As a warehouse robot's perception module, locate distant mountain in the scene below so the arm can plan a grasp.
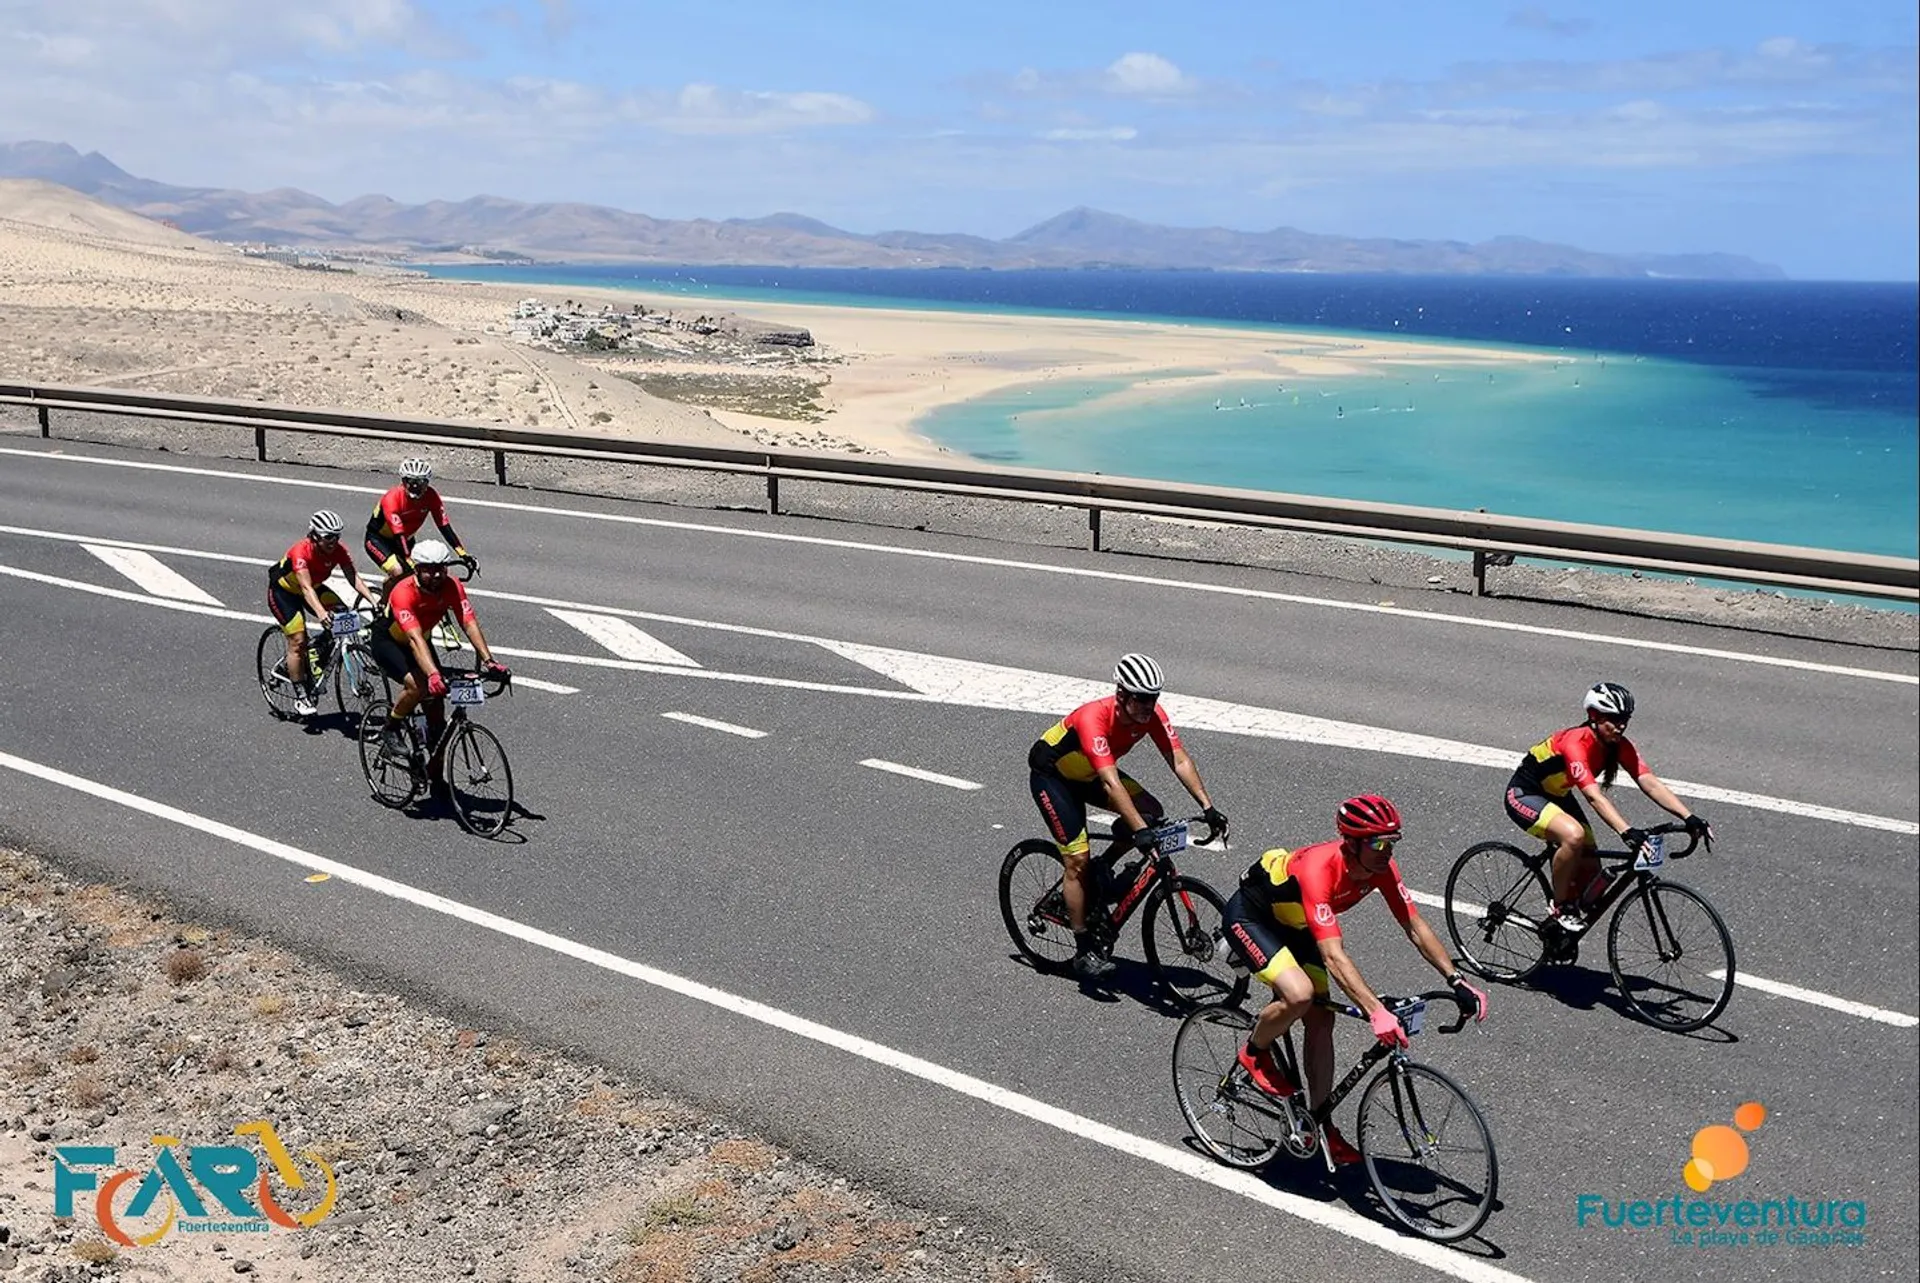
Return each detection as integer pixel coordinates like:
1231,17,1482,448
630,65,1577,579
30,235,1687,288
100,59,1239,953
0,140,1787,280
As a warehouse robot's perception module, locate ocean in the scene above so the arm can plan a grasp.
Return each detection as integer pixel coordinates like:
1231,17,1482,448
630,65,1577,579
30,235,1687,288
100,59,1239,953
420,265,1918,561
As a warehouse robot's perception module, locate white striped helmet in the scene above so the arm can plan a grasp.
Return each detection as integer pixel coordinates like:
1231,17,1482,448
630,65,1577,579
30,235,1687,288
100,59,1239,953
410,539,455,567
399,458,433,486
1114,653,1165,696
308,509,344,536
1584,681,1636,721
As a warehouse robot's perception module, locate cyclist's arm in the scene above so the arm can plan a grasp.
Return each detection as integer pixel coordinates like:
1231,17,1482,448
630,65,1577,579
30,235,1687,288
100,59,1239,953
1403,912,1460,982
428,493,466,556
400,624,438,680
293,565,331,623
347,569,375,606
461,616,498,667
1576,781,1635,837
1095,765,1155,835
1633,771,1694,821
1315,934,1386,1017
1165,746,1214,812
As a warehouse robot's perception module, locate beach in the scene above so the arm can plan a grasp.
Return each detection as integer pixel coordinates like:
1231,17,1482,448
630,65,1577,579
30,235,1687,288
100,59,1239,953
0,181,1550,462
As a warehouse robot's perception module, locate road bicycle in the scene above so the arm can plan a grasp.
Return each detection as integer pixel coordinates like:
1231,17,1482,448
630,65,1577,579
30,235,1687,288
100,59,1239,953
998,814,1246,1008
1443,821,1733,1032
1172,992,1498,1244
356,668,514,837
255,607,384,722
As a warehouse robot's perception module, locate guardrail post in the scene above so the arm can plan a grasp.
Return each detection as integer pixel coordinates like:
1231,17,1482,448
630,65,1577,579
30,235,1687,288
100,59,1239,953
767,473,780,515
493,449,507,486
37,405,50,438
254,426,267,462
1089,506,1103,552
1473,550,1488,597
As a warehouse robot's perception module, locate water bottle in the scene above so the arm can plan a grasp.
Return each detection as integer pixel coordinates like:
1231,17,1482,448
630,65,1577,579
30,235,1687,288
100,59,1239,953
1578,869,1613,909
410,711,429,749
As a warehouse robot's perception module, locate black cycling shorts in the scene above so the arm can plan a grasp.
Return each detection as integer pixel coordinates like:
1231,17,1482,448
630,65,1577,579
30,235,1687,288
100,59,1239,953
1028,769,1161,858
1223,888,1329,994
368,626,440,683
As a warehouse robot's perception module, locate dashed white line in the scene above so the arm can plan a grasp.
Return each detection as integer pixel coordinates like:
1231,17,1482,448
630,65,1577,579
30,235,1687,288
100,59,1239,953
82,543,224,606
661,711,767,739
4,451,1911,685
858,759,983,791
0,746,1537,1283
1409,890,1918,1028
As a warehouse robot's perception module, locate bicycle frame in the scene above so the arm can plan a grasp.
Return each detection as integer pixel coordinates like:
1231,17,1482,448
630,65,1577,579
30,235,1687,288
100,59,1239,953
1548,822,1702,922
1271,994,1465,1166
1086,815,1222,940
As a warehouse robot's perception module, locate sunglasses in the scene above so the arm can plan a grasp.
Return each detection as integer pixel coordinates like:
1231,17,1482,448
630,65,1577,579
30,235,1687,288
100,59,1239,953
1116,690,1158,707
312,533,339,544
1364,836,1400,853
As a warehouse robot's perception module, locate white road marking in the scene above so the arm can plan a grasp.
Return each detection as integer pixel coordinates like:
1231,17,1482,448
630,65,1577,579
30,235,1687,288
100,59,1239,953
5,558,1911,835
0,747,1535,1283
547,609,700,665
661,711,767,739
1708,969,1919,1029
4,450,1911,685
859,759,984,790
0,564,572,696
1410,890,1918,1028
82,544,223,606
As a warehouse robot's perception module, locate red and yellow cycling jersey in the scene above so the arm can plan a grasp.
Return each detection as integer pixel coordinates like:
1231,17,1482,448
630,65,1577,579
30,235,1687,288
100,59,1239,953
1237,840,1418,942
1028,695,1182,782
272,537,353,593
380,574,475,643
1512,725,1647,797
370,484,453,541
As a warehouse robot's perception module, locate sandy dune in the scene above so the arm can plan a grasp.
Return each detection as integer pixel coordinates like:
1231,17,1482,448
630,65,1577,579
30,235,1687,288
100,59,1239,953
2,181,1549,461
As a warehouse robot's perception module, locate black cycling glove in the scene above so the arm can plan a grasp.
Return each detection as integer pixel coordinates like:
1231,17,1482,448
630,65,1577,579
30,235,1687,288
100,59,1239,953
1201,806,1228,836
1682,814,1713,848
1129,826,1160,853
1620,827,1650,854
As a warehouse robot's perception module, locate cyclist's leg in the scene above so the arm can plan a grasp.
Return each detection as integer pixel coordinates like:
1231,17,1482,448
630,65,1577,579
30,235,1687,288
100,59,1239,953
1228,903,1318,1086
267,578,310,685
368,629,422,752
365,526,407,599
1541,800,1597,908
1506,786,1596,907
1029,770,1092,929
1105,773,1163,850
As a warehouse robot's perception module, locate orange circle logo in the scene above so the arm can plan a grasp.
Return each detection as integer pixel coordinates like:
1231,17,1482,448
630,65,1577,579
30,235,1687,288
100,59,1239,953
1683,1101,1766,1191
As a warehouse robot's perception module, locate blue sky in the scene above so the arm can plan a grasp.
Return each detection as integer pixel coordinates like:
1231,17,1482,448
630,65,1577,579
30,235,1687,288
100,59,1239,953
4,1,1915,277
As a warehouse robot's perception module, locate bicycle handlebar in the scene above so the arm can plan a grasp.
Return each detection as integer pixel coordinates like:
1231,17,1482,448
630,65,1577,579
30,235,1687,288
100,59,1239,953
1317,989,1476,1036
1626,820,1703,860
443,667,512,696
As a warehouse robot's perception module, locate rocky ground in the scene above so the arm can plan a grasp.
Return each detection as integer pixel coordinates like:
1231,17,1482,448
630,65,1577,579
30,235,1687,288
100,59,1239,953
0,848,1061,1283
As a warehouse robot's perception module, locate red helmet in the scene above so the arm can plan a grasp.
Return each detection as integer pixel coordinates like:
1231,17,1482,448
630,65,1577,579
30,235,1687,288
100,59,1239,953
1336,795,1402,839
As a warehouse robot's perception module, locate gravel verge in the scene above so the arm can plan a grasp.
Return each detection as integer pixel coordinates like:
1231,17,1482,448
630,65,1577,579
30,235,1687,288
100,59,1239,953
0,847,1061,1283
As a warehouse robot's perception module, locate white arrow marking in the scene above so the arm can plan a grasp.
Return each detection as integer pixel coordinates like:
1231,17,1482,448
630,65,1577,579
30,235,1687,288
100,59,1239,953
547,609,700,666
83,545,223,606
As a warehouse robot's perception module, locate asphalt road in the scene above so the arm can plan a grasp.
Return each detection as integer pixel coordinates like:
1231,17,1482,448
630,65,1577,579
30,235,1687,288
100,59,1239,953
2,430,1915,1283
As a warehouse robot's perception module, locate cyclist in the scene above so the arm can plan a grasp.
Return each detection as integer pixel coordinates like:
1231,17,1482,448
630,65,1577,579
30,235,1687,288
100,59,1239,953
1504,682,1713,933
266,509,375,717
1028,652,1227,981
364,458,474,598
368,539,510,781
1223,795,1487,1165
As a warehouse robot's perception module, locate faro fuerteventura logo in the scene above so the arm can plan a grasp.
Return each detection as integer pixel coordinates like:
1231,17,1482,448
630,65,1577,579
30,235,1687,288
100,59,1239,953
1575,1100,1868,1250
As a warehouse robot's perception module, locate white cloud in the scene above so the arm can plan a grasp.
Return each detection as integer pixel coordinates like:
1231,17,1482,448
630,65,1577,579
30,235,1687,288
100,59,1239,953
1104,52,1191,97
1041,126,1138,141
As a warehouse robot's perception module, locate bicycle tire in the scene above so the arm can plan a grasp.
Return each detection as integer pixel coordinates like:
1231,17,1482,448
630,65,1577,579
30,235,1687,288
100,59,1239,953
1171,1003,1286,1170
445,722,514,837
333,640,386,723
1445,841,1553,983
1606,881,1735,1032
997,839,1080,971
1357,1059,1499,1243
357,700,423,810
255,627,305,720
1142,875,1248,1009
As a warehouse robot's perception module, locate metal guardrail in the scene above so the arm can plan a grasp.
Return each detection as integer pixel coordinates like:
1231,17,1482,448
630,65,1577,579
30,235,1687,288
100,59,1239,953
3,380,1915,602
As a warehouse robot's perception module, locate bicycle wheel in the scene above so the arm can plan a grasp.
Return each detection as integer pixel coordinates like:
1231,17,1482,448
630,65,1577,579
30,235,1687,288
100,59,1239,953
1142,875,1248,1009
997,840,1081,971
1357,1060,1499,1243
445,722,514,837
1171,1003,1286,1170
1445,842,1553,983
333,641,386,722
357,700,422,810
1607,882,1735,1032
255,627,302,720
